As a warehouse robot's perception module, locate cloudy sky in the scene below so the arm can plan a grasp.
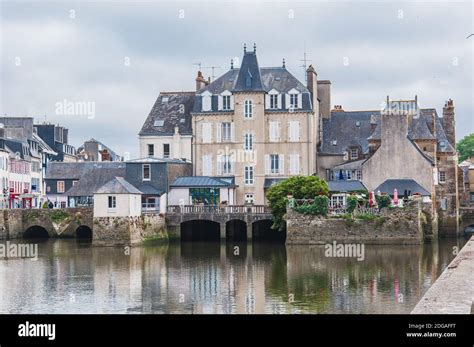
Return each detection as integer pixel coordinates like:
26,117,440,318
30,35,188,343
1,0,472,158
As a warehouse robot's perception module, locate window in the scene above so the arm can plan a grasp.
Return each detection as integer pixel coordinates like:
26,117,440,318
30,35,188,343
108,196,116,209
154,120,164,127
163,144,170,158
288,121,300,142
269,122,281,142
470,193,474,202
330,194,346,208
270,94,278,109
202,123,212,143
439,171,446,183
57,181,65,193
143,164,151,181
222,95,231,110
350,148,358,160
147,144,154,157
245,194,254,204
270,154,279,174
222,123,232,142
244,100,253,118
289,154,300,175
356,170,362,180
244,166,254,185
290,93,298,109
202,155,213,176
223,155,232,174
72,181,78,186
244,133,253,151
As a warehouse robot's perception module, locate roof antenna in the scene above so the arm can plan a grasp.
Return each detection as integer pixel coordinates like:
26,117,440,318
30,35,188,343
193,62,202,71
300,42,312,83
203,65,221,82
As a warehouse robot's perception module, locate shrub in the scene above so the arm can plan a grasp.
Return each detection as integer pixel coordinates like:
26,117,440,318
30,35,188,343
346,195,358,214
375,195,391,209
294,195,329,216
267,176,329,230
356,212,377,221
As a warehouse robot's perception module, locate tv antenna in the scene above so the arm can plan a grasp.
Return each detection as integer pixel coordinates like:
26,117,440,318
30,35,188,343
203,66,221,82
299,43,312,83
193,62,203,71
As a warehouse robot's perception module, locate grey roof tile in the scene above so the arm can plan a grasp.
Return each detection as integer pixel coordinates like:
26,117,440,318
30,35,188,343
374,179,430,196
65,164,126,196
328,180,367,192
233,51,264,92
139,92,194,137
95,177,142,194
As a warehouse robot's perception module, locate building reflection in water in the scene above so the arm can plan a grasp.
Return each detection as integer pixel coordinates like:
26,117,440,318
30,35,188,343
0,237,467,314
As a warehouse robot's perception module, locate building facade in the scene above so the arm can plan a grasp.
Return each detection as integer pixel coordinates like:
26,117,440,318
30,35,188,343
35,123,77,162
77,138,123,162
192,45,321,205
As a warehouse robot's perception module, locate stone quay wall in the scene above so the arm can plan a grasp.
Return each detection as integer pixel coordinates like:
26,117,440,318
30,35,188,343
93,214,167,246
286,202,428,245
412,236,474,314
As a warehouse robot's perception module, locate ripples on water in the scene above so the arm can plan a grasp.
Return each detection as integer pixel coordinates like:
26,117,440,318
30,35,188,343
0,237,467,314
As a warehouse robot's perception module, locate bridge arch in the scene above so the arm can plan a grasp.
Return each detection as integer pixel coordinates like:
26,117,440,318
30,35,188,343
226,219,247,242
181,220,220,242
76,225,93,240
23,225,50,239
252,219,285,242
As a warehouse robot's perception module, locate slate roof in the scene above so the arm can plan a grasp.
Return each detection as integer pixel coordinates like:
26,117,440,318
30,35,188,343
46,162,125,180
139,92,194,137
321,108,456,155
233,50,264,92
65,164,126,197
263,178,287,189
132,183,164,195
95,177,142,194
171,176,236,188
4,139,29,160
77,138,122,160
374,179,430,196
32,132,57,155
328,180,367,192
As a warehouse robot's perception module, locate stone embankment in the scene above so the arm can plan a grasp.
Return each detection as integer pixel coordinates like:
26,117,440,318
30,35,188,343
411,236,474,314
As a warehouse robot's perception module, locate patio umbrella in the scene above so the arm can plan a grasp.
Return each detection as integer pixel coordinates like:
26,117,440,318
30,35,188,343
393,188,398,206
369,191,374,207
338,170,344,180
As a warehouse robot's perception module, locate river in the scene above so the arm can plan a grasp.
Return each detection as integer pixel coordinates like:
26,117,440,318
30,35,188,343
0,237,468,314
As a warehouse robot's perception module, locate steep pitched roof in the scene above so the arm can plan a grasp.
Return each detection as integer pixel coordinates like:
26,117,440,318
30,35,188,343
65,165,126,197
46,162,125,180
139,92,194,137
328,180,367,192
32,132,57,155
233,50,264,92
95,177,141,194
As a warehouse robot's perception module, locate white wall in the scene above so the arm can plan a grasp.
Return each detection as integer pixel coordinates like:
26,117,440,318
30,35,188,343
168,188,190,206
94,193,142,217
139,135,192,161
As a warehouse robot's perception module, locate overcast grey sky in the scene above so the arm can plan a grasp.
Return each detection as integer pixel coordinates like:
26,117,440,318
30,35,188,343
1,0,472,159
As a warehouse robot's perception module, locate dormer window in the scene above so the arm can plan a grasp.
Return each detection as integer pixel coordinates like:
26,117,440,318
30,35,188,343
286,88,301,110
201,91,212,112
350,148,358,160
290,94,298,108
270,95,278,109
267,89,281,110
218,90,233,111
245,69,253,88
223,95,231,110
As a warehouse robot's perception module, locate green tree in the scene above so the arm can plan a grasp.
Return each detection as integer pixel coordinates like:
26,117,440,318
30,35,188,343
266,175,329,230
457,133,474,162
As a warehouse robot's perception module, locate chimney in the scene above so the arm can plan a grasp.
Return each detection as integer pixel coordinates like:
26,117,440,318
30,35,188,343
195,71,206,91
317,80,331,119
442,99,456,147
306,65,318,113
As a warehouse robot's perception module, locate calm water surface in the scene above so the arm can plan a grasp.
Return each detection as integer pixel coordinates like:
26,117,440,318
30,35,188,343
0,238,468,314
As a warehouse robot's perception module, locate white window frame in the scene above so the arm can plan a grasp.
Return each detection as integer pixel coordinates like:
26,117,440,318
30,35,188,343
201,91,212,112
108,195,117,210
142,164,151,181
222,155,233,174
269,121,281,142
350,148,358,160
222,95,231,110
439,171,446,183
288,121,300,142
244,166,254,185
270,154,280,174
245,193,255,204
57,181,65,193
147,144,154,157
244,132,254,151
244,100,253,118
289,154,300,175
222,122,232,142
163,144,170,158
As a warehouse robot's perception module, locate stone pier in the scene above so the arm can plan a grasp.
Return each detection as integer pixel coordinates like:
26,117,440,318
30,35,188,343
411,236,474,314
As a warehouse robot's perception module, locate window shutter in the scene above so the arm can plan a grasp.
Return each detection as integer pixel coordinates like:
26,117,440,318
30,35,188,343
202,123,212,143
296,121,300,141
297,93,302,109
276,122,281,141
230,123,235,142
285,94,290,109
216,154,222,175
279,154,284,174
218,95,223,110
202,95,211,112
264,155,270,175
216,123,221,143
230,153,235,174
230,95,234,110
265,94,270,109
202,155,212,176
269,122,274,142
277,94,282,109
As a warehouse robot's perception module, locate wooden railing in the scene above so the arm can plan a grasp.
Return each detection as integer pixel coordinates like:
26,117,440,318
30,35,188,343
166,205,272,215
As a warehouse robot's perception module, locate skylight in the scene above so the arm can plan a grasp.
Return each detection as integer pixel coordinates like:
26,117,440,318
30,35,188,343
154,120,165,127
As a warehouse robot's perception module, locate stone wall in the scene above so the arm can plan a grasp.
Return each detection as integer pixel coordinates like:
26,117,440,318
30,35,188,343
93,214,167,246
286,203,426,245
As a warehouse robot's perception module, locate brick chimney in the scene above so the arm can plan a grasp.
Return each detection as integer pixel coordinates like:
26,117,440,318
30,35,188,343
195,71,207,91
442,99,455,147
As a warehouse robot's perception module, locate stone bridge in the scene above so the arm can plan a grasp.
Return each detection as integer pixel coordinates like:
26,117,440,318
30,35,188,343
165,205,277,241
460,206,474,234
0,208,94,240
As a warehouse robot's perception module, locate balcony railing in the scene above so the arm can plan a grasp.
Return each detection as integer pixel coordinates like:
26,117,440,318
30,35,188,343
166,205,271,215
